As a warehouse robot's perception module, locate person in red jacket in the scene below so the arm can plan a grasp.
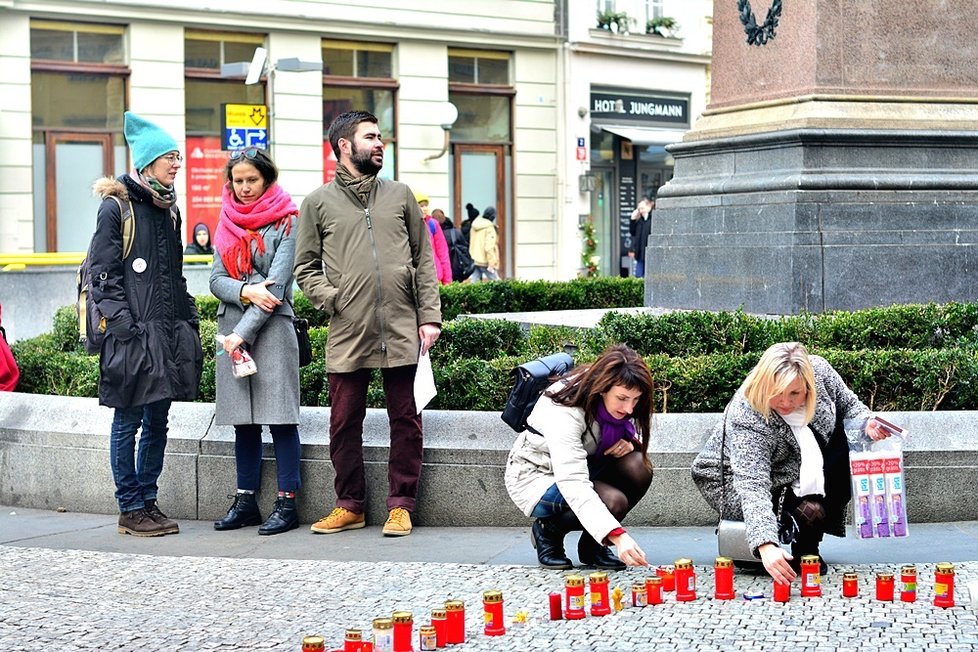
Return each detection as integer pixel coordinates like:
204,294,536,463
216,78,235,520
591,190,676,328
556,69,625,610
0,304,18,392
415,192,452,285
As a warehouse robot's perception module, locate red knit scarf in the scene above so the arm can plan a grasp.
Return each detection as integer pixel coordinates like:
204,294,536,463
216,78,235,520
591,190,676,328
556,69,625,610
214,182,297,280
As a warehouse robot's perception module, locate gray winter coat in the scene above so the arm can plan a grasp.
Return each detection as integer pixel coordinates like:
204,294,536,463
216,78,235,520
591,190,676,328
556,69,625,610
691,356,872,555
210,216,300,426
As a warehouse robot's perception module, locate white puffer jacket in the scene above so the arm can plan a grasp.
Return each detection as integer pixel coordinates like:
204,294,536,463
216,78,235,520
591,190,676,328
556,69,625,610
504,382,623,545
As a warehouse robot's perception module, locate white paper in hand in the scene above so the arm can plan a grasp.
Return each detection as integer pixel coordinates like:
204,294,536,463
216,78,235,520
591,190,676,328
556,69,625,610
414,348,437,414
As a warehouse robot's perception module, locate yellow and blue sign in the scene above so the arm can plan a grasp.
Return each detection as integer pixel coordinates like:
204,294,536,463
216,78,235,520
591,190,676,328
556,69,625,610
221,103,268,151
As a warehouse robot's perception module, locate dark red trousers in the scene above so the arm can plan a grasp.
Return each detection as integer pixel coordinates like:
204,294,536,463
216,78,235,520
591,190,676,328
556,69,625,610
328,365,422,513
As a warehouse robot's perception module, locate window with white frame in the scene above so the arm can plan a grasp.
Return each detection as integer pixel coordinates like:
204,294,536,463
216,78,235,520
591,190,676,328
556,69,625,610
646,0,665,21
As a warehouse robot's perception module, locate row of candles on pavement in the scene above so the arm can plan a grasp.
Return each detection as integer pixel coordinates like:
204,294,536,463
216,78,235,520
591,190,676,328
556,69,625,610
301,598,484,652
557,557,956,612
301,559,958,651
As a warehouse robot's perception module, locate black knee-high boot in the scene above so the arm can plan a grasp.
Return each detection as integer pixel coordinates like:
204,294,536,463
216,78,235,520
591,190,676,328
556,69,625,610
530,516,574,570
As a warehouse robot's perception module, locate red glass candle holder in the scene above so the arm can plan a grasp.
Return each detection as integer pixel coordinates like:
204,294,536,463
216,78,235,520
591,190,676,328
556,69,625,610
842,572,859,598
564,575,586,619
674,559,696,602
656,565,676,592
303,636,326,652
934,563,956,608
392,611,413,652
800,555,822,598
645,576,663,605
773,580,790,603
589,572,611,616
875,573,895,602
444,601,465,644
900,565,917,603
714,557,735,600
344,629,362,652
482,590,505,637
430,609,446,648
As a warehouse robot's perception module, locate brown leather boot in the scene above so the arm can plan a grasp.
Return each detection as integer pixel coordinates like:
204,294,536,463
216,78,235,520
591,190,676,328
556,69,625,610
118,508,168,537
144,499,180,535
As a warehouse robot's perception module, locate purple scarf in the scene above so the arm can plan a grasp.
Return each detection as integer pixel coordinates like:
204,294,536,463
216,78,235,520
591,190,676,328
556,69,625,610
593,402,637,455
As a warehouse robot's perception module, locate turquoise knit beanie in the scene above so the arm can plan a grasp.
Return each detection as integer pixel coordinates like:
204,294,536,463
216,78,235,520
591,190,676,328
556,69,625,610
124,111,179,171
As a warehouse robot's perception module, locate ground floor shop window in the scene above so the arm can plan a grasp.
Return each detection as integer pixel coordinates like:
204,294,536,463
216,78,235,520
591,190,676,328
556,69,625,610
31,71,127,252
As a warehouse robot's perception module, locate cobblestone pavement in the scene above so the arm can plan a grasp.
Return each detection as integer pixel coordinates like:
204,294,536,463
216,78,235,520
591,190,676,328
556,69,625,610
1,546,976,651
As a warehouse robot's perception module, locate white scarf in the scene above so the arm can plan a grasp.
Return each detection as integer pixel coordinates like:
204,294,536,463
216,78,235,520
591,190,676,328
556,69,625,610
780,408,825,497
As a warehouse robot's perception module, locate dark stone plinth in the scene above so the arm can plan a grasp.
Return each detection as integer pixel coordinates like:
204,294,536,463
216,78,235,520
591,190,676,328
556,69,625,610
647,129,978,314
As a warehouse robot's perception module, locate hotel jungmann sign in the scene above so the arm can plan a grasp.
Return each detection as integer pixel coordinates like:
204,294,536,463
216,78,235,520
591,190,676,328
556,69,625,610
590,91,689,127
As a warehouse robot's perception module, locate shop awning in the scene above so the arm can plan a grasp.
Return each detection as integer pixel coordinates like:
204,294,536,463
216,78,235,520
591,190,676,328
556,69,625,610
597,125,687,146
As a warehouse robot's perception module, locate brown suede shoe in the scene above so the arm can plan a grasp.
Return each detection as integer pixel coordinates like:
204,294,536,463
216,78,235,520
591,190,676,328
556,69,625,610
118,509,168,537
144,499,180,535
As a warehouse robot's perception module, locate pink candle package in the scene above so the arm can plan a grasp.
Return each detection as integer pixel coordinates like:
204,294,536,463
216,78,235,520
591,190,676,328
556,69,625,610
847,416,909,539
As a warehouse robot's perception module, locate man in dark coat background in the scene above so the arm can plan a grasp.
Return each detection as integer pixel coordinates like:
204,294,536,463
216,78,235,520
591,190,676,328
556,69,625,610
90,112,202,537
628,197,654,278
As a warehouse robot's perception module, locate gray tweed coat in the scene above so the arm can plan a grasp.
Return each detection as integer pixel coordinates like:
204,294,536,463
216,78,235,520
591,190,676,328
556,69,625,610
210,216,300,426
691,356,872,555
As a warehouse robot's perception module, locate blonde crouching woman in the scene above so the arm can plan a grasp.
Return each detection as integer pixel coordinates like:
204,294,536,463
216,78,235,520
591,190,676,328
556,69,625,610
505,345,654,570
691,342,890,585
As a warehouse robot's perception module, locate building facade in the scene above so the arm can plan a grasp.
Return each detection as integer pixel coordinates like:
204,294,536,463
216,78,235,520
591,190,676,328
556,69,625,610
1,0,711,281
559,0,712,278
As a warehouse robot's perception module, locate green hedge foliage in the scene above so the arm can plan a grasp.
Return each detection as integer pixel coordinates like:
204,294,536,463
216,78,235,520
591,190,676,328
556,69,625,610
12,297,978,413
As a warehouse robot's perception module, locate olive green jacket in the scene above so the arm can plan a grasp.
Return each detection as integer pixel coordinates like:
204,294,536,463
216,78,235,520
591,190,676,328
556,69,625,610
294,176,441,373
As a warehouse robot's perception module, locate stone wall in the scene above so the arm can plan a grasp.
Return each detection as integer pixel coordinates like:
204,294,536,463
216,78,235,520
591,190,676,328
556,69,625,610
2,393,975,526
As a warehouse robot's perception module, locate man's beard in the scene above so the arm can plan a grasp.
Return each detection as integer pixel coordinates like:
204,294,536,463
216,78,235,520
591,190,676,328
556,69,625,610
351,141,383,176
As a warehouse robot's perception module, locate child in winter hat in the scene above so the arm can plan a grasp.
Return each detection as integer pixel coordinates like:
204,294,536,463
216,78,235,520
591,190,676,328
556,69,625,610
124,112,179,171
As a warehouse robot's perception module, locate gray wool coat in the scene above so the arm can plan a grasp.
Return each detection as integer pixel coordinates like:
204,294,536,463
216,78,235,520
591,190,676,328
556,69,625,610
691,356,872,555
210,216,300,426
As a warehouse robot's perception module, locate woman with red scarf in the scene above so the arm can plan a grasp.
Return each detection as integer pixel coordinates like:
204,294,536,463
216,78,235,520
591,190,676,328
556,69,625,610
504,345,655,570
210,148,302,536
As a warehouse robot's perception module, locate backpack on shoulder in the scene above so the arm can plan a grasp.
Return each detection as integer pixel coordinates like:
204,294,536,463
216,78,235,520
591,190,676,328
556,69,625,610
76,196,135,354
447,231,476,282
501,351,574,433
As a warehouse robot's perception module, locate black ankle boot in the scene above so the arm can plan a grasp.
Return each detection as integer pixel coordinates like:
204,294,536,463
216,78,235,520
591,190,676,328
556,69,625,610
258,496,299,536
214,492,262,531
530,518,573,570
578,532,626,570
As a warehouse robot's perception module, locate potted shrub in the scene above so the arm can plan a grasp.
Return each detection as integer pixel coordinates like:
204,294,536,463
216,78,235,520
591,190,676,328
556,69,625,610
646,16,678,37
597,10,632,34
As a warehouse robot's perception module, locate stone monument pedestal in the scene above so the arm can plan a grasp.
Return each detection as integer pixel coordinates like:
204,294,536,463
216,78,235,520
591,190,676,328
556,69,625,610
648,1,978,313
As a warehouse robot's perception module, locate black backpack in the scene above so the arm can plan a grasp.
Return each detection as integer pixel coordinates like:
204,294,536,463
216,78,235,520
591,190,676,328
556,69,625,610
445,228,476,282
501,352,574,433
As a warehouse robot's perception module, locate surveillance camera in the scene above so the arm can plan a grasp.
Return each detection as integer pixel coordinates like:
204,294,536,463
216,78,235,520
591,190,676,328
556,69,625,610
578,107,588,118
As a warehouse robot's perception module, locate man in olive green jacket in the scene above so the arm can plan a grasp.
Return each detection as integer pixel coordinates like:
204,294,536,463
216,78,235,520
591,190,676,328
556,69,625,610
294,110,442,538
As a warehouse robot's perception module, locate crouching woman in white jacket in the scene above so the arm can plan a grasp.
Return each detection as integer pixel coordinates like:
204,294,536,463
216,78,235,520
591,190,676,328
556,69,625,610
505,345,654,570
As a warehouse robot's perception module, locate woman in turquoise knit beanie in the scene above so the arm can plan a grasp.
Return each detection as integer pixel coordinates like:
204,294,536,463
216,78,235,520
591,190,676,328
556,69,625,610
90,111,203,537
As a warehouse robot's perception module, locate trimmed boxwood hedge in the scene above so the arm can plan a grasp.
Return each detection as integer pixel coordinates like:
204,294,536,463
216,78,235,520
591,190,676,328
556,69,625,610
12,293,978,414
